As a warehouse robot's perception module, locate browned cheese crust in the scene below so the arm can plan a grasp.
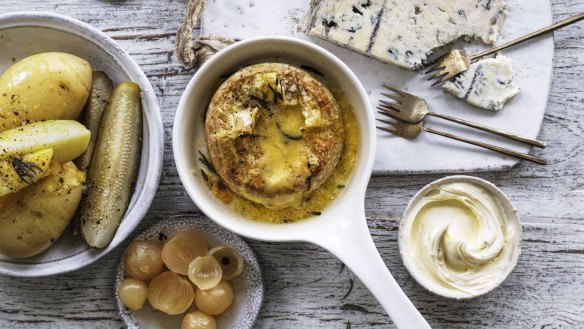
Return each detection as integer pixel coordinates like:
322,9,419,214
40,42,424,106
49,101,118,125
205,63,345,209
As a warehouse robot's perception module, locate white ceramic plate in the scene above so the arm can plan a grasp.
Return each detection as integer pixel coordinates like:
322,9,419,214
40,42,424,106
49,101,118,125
201,0,554,173
115,214,264,329
0,12,164,277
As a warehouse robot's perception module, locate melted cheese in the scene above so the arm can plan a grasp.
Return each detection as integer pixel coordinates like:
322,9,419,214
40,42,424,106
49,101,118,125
256,112,308,192
207,88,359,224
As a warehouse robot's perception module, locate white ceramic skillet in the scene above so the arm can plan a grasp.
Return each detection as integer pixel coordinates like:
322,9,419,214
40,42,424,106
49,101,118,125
173,36,431,328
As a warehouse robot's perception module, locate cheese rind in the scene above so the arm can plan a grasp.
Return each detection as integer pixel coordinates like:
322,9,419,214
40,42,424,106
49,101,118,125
442,55,519,111
306,0,508,70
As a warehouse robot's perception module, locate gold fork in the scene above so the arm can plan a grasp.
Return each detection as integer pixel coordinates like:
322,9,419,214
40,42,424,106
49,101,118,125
426,12,584,86
378,85,546,148
376,117,547,165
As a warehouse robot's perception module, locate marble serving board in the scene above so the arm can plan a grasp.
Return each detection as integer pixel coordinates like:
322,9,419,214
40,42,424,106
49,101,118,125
201,0,553,174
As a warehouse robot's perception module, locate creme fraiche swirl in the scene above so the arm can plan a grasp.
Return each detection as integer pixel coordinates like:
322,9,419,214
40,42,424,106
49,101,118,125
399,181,520,299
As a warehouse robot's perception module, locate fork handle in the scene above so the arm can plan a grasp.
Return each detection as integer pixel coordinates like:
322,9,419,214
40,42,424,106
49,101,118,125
427,111,546,148
470,11,584,60
423,127,547,165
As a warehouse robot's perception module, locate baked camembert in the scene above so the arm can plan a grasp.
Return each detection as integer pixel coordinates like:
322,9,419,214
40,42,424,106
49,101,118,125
205,63,345,210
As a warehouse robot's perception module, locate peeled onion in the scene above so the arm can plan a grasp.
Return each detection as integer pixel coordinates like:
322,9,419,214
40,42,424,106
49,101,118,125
162,230,209,275
194,280,234,315
124,240,164,281
148,271,194,315
118,278,148,311
188,256,223,290
181,311,217,329
206,245,244,281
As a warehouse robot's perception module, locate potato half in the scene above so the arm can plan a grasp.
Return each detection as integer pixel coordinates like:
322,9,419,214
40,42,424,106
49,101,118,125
0,148,53,197
0,161,85,258
0,120,90,163
0,52,92,132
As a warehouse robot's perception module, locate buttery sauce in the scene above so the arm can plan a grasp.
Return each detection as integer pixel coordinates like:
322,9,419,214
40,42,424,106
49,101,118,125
202,88,359,224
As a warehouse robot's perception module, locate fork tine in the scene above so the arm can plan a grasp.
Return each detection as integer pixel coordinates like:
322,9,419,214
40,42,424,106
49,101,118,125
377,105,397,113
376,126,396,135
424,52,448,73
377,110,400,121
378,110,406,123
381,92,403,104
377,105,400,115
382,84,405,95
376,117,397,127
428,71,450,87
427,69,449,81
425,64,446,75
375,113,398,128
380,99,402,111
383,85,420,99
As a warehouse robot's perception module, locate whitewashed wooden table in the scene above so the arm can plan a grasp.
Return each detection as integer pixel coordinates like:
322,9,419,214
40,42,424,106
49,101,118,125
1,1,583,328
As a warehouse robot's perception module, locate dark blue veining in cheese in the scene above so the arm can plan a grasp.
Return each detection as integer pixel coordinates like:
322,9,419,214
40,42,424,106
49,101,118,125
442,55,519,111
307,0,508,70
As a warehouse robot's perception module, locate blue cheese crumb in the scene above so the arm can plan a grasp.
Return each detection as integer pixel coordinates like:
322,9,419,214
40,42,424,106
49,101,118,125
442,54,519,111
306,0,509,70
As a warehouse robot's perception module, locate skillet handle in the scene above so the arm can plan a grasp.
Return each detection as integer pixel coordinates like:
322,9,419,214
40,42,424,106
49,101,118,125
314,207,431,329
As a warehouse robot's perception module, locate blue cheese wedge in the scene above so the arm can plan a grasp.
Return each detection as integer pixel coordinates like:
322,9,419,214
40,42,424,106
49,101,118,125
442,55,519,111
305,0,508,70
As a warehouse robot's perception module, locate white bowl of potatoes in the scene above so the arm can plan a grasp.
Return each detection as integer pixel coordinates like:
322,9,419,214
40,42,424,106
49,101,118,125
0,12,164,276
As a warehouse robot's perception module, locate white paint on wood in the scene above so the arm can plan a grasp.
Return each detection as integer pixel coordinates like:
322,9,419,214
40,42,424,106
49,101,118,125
0,1,583,328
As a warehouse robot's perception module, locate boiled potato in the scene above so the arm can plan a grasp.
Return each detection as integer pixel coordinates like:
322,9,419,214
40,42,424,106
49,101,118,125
0,148,53,197
0,52,92,132
0,120,90,163
0,160,85,258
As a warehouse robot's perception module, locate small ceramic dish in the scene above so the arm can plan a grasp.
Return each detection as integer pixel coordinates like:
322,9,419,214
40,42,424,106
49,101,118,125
0,11,164,277
174,36,431,328
398,175,522,299
115,214,264,329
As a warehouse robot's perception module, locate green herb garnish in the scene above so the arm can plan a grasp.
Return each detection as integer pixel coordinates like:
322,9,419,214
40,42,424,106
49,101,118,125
198,151,216,174
341,304,369,313
269,78,284,103
342,278,354,300
200,169,209,183
249,95,270,110
11,156,41,184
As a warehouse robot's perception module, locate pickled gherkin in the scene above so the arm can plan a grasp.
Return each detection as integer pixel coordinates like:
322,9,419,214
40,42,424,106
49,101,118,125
80,82,142,248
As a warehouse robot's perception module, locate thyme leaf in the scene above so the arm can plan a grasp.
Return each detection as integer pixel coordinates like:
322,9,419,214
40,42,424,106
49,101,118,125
342,278,354,300
249,95,270,111
198,151,216,174
276,123,303,140
200,169,209,183
268,78,284,103
341,304,369,314
11,156,41,184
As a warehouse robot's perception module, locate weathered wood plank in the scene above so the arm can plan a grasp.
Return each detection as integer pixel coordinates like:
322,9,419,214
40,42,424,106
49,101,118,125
0,217,581,329
0,0,583,328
